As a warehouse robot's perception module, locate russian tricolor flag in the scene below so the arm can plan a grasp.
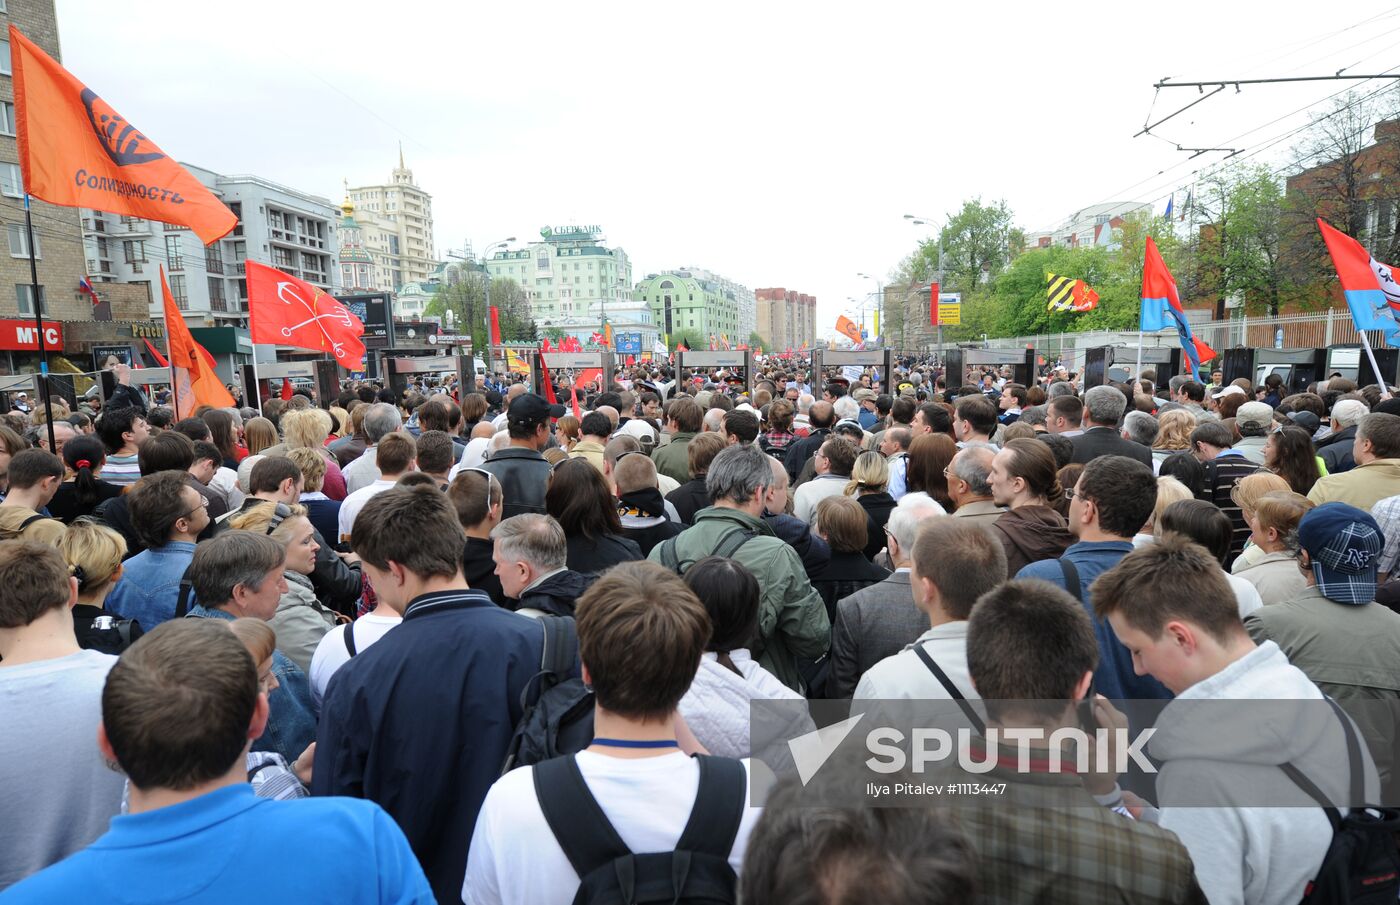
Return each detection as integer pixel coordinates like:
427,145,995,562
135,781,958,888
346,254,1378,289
1139,236,1215,376
1318,218,1400,344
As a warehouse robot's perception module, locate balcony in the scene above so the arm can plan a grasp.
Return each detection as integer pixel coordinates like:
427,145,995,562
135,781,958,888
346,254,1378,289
235,262,245,275
130,262,143,274
209,295,228,313
205,258,225,275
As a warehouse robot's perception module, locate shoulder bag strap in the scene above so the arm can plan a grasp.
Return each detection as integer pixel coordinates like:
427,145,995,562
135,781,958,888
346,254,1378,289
659,536,681,572
532,756,633,879
1059,556,1083,603
19,513,49,531
912,644,986,735
175,579,194,618
342,622,358,658
713,526,758,561
675,755,748,858
1278,696,1364,831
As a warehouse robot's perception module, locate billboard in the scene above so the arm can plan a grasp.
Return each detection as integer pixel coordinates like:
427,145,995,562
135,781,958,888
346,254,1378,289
335,292,393,348
615,332,642,354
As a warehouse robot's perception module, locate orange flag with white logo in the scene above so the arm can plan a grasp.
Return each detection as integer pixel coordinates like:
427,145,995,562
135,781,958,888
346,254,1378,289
160,266,234,415
9,25,236,245
835,315,862,345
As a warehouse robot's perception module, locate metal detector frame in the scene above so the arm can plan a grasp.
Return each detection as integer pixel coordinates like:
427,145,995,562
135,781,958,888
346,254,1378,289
942,347,1037,389
241,360,344,408
809,349,895,393
675,350,755,398
382,355,475,401
1082,346,1184,389
533,351,616,397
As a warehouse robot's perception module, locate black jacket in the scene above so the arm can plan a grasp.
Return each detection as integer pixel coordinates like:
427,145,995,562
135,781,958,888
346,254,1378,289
461,535,507,605
784,428,831,484
808,551,890,622
666,477,711,526
1317,425,1357,474
764,511,831,577
856,491,897,561
1069,426,1154,467
48,479,123,525
480,447,552,520
566,532,643,577
514,568,596,617
617,488,682,557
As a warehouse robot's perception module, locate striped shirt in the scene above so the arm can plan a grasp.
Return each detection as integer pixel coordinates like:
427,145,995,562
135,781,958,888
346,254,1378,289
102,453,141,487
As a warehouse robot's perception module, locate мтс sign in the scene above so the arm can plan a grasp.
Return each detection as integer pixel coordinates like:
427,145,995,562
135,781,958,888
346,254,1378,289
0,319,63,351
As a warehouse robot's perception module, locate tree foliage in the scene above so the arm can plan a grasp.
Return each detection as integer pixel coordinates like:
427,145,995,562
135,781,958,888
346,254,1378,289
425,275,537,350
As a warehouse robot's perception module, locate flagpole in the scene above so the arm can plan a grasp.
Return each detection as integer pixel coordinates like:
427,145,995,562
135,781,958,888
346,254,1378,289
1135,332,1144,382
162,267,180,423
1358,329,1394,400
23,195,55,452
250,352,264,416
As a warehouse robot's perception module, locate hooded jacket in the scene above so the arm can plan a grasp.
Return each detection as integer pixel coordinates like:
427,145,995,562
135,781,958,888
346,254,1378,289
990,505,1075,578
617,488,683,556
1148,641,1378,905
512,569,595,618
764,511,831,576
269,571,339,675
665,477,710,526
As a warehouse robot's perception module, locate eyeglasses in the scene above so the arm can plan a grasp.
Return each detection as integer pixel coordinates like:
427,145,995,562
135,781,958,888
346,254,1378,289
183,496,211,520
1063,486,1078,500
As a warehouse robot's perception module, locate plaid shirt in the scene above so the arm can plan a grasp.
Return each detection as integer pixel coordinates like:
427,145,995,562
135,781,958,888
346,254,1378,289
940,748,1205,905
759,429,796,453
1372,493,1400,575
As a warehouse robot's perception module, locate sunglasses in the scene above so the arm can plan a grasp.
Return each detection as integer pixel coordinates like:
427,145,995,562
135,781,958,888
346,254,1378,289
464,466,498,512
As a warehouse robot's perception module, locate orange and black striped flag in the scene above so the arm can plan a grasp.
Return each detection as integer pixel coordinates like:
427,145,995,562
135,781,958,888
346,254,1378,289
1046,273,1100,313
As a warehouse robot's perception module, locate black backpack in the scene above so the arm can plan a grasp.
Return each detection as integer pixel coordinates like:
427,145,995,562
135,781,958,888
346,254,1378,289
533,753,746,905
1283,698,1400,904
656,526,758,576
500,615,595,774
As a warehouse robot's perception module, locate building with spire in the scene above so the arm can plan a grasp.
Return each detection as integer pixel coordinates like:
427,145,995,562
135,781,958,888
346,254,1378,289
336,188,378,292
345,147,436,292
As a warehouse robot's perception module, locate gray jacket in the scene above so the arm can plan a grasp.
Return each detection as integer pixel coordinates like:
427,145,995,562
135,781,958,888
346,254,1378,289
827,571,928,699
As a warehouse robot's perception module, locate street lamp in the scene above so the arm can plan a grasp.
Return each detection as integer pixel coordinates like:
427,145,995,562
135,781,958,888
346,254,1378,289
904,215,946,357
448,236,515,371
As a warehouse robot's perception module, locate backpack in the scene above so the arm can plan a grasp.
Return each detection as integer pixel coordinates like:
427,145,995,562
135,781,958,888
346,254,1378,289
657,526,758,577
500,615,595,774
76,613,143,656
1283,698,1400,905
533,753,746,905
0,512,54,540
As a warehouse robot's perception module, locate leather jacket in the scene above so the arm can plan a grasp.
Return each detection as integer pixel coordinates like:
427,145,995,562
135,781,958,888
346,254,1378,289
480,446,552,520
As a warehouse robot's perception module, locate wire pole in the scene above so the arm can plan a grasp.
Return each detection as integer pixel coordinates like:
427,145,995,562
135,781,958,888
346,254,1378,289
23,195,55,452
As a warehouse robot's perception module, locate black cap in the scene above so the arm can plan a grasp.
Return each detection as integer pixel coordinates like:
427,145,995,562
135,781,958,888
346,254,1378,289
508,393,565,430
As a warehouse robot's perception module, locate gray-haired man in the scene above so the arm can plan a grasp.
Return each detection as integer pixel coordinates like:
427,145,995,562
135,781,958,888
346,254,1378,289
948,444,1005,529
491,513,593,617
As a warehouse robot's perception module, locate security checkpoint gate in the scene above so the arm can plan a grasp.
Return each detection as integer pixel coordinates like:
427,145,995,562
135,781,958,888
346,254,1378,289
808,349,895,394
1082,346,1184,389
942,348,1036,390
532,351,616,398
384,355,475,401
1222,348,1325,395
675,350,755,398
241,360,342,408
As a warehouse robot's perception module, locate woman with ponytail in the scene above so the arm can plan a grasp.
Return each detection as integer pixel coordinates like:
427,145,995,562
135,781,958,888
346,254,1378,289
49,435,122,524
987,438,1074,578
57,518,141,654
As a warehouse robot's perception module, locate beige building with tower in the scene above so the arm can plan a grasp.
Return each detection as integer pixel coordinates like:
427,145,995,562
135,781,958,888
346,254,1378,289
345,150,436,292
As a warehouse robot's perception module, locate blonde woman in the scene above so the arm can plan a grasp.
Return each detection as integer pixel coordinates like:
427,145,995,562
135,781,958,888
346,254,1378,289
57,518,139,655
328,405,352,440
1228,472,1290,572
286,447,341,545
1235,491,1314,604
1133,475,1195,546
554,414,581,452
277,409,347,500
845,450,894,560
1151,409,1197,466
228,502,338,674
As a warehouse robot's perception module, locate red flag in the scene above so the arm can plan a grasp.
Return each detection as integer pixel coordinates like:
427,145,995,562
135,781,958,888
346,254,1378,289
160,266,234,415
246,261,366,370
280,378,293,401
541,337,553,352
9,26,236,245
142,337,168,368
929,282,941,325
489,306,502,346
538,351,559,405
569,384,581,420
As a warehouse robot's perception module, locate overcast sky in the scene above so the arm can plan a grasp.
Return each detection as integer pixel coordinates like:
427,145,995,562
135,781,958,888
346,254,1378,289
53,1,1400,338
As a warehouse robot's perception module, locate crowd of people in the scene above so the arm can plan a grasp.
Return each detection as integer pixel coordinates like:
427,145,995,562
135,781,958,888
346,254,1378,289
1,354,1399,904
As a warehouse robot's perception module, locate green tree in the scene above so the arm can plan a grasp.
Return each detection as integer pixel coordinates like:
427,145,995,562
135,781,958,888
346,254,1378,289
425,275,534,351
748,331,769,351
914,198,1019,294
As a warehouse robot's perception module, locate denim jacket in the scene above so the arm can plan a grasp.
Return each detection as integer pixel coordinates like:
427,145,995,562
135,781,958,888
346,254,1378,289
105,542,197,630
185,605,317,762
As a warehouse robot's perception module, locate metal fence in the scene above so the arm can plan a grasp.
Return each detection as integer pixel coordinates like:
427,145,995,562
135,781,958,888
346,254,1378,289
970,309,1386,370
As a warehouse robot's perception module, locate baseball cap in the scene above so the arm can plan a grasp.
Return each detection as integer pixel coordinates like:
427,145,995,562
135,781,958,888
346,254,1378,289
1286,411,1321,434
1236,401,1273,429
507,393,565,431
1211,385,1246,401
853,388,876,403
1296,503,1383,605
617,418,656,444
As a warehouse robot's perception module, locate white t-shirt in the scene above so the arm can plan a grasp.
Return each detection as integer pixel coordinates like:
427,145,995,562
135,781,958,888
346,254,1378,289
463,751,760,905
337,479,396,541
307,614,402,709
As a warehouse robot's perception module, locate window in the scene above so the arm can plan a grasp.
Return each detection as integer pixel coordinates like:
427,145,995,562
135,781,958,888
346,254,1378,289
0,163,21,198
165,235,183,270
168,274,187,301
7,224,37,258
123,240,147,264
0,40,9,76
0,102,13,136
16,285,46,316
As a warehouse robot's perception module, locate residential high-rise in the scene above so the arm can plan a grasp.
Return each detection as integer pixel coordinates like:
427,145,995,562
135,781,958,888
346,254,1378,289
346,150,436,292
84,166,340,323
755,288,816,352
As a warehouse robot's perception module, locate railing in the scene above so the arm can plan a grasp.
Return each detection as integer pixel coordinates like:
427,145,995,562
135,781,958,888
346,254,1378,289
234,262,245,275
173,293,189,311
205,258,224,274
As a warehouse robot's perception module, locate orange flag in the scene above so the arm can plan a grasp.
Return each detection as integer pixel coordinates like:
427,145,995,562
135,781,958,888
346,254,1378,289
9,25,236,245
160,266,234,415
835,315,862,345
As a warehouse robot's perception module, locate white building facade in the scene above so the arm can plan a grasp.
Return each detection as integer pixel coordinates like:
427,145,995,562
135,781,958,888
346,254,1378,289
345,152,436,292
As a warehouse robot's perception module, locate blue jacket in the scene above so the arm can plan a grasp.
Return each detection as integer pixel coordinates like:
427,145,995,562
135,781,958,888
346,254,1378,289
312,588,543,905
0,784,431,904
1018,541,1172,701
185,605,318,762
105,542,196,630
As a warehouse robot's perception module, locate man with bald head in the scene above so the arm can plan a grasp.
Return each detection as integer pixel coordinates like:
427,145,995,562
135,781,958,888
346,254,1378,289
947,443,1005,528
784,399,835,484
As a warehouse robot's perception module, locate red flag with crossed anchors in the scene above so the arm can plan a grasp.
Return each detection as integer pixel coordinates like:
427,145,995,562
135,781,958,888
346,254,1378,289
245,261,366,370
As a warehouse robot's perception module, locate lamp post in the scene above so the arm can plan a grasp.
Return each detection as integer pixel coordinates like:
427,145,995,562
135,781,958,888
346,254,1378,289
449,236,515,374
904,214,945,358
856,274,881,348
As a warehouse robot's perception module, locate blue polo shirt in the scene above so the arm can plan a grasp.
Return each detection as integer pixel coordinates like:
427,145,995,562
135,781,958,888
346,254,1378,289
1018,541,1172,701
0,784,431,903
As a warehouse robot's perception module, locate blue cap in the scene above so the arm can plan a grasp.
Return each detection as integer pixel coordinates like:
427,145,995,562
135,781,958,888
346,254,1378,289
1296,503,1384,605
